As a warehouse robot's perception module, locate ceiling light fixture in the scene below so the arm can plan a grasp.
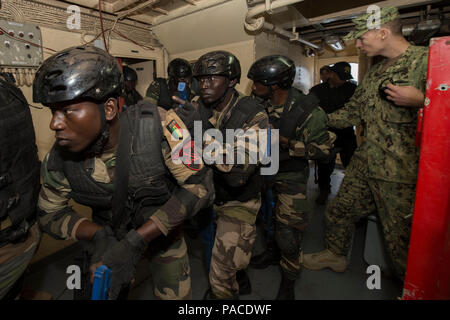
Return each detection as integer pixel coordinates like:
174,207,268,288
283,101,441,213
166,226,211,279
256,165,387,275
326,35,345,51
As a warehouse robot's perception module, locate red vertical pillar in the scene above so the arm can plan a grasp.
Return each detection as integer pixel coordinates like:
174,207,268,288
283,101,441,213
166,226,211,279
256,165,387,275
402,36,450,300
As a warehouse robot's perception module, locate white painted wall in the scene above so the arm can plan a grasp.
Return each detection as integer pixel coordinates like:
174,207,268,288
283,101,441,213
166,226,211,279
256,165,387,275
152,0,253,56
127,61,154,97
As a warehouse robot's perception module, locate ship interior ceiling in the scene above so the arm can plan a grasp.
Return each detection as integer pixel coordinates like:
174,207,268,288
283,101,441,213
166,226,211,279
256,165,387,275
0,0,449,301
50,0,450,49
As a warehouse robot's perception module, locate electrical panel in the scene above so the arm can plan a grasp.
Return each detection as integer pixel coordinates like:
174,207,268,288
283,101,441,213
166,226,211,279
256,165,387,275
0,20,43,67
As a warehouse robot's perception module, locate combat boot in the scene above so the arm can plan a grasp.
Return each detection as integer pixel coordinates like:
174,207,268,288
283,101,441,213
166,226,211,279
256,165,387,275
302,249,347,272
250,241,280,269
236,269,251,295
275,271,296,300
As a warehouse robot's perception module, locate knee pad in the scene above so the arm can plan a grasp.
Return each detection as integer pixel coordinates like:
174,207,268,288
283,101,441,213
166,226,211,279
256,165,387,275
275,222,300,261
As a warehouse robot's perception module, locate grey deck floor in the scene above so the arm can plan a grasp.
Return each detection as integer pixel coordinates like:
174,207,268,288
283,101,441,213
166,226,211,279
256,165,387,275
23,166,402,300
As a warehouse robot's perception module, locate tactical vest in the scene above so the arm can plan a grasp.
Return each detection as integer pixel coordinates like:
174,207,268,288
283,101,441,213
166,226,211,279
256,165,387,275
0,77,41,246
199,93,265,204
47,101,175,234
271,87,319,173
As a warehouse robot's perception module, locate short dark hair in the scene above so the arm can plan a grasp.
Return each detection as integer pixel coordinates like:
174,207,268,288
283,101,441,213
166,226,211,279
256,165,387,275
383,18,403,36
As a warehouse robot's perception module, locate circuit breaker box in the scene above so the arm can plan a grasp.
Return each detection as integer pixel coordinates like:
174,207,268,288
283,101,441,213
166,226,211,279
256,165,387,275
0,19,43,67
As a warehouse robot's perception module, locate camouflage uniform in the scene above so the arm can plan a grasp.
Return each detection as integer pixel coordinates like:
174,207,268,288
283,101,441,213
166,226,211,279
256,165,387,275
202,91,269,299
0,223,41,299
325,9,429,278
0,73,41,299
268,88,332,279
38,106,212,299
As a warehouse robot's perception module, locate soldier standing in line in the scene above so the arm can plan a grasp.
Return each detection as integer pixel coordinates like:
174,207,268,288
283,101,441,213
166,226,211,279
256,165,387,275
146,58,197,110
173,50,269,300
0,73,41,300
122,66,143,108
247,55,334,299
33,45,214,300
309,62,357,204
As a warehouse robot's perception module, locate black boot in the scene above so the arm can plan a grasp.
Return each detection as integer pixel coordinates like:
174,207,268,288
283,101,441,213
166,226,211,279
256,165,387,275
236,269,251,295
275,271,296,300
250,241,280,269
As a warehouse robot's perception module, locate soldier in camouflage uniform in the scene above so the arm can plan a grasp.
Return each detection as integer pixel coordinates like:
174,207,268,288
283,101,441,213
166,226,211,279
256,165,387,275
309,62,357,204
122,66,143,108
302,7,429,280
145,58,197,110
247,55,334,299
0,73,41,299
174,50,269,300
33,45,214,300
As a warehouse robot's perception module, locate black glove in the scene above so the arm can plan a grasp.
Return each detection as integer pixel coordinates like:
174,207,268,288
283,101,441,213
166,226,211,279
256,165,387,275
101,229,148,300
174,101,202,131
90,226,118,265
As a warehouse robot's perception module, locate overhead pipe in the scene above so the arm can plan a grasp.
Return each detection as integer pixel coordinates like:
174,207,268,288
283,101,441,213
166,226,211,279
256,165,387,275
245,0,319,49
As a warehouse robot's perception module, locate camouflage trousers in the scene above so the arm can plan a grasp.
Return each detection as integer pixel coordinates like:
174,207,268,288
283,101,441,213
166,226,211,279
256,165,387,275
325,155,416,279
0,223,41,299
209,214,257,299
273,170,310,279
145,233,191,300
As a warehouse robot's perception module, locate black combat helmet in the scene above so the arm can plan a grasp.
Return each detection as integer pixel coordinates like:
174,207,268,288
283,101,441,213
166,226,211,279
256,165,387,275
33,45,123,104
168,58,192,79
193,50,241,83
123,66,138,82
247,55,296,89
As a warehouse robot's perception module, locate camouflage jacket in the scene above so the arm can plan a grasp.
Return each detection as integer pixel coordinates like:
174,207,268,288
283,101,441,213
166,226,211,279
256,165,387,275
199,90,269,224
267,88,333,162
38,106,213,240
328,45,428,184
203,90,269,173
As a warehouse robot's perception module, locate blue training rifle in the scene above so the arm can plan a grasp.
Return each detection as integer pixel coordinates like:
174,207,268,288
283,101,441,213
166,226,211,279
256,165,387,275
91,265,111,300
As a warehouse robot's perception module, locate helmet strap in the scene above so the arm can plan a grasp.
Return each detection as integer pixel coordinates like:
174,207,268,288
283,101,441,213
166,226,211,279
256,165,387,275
85,102,110,156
